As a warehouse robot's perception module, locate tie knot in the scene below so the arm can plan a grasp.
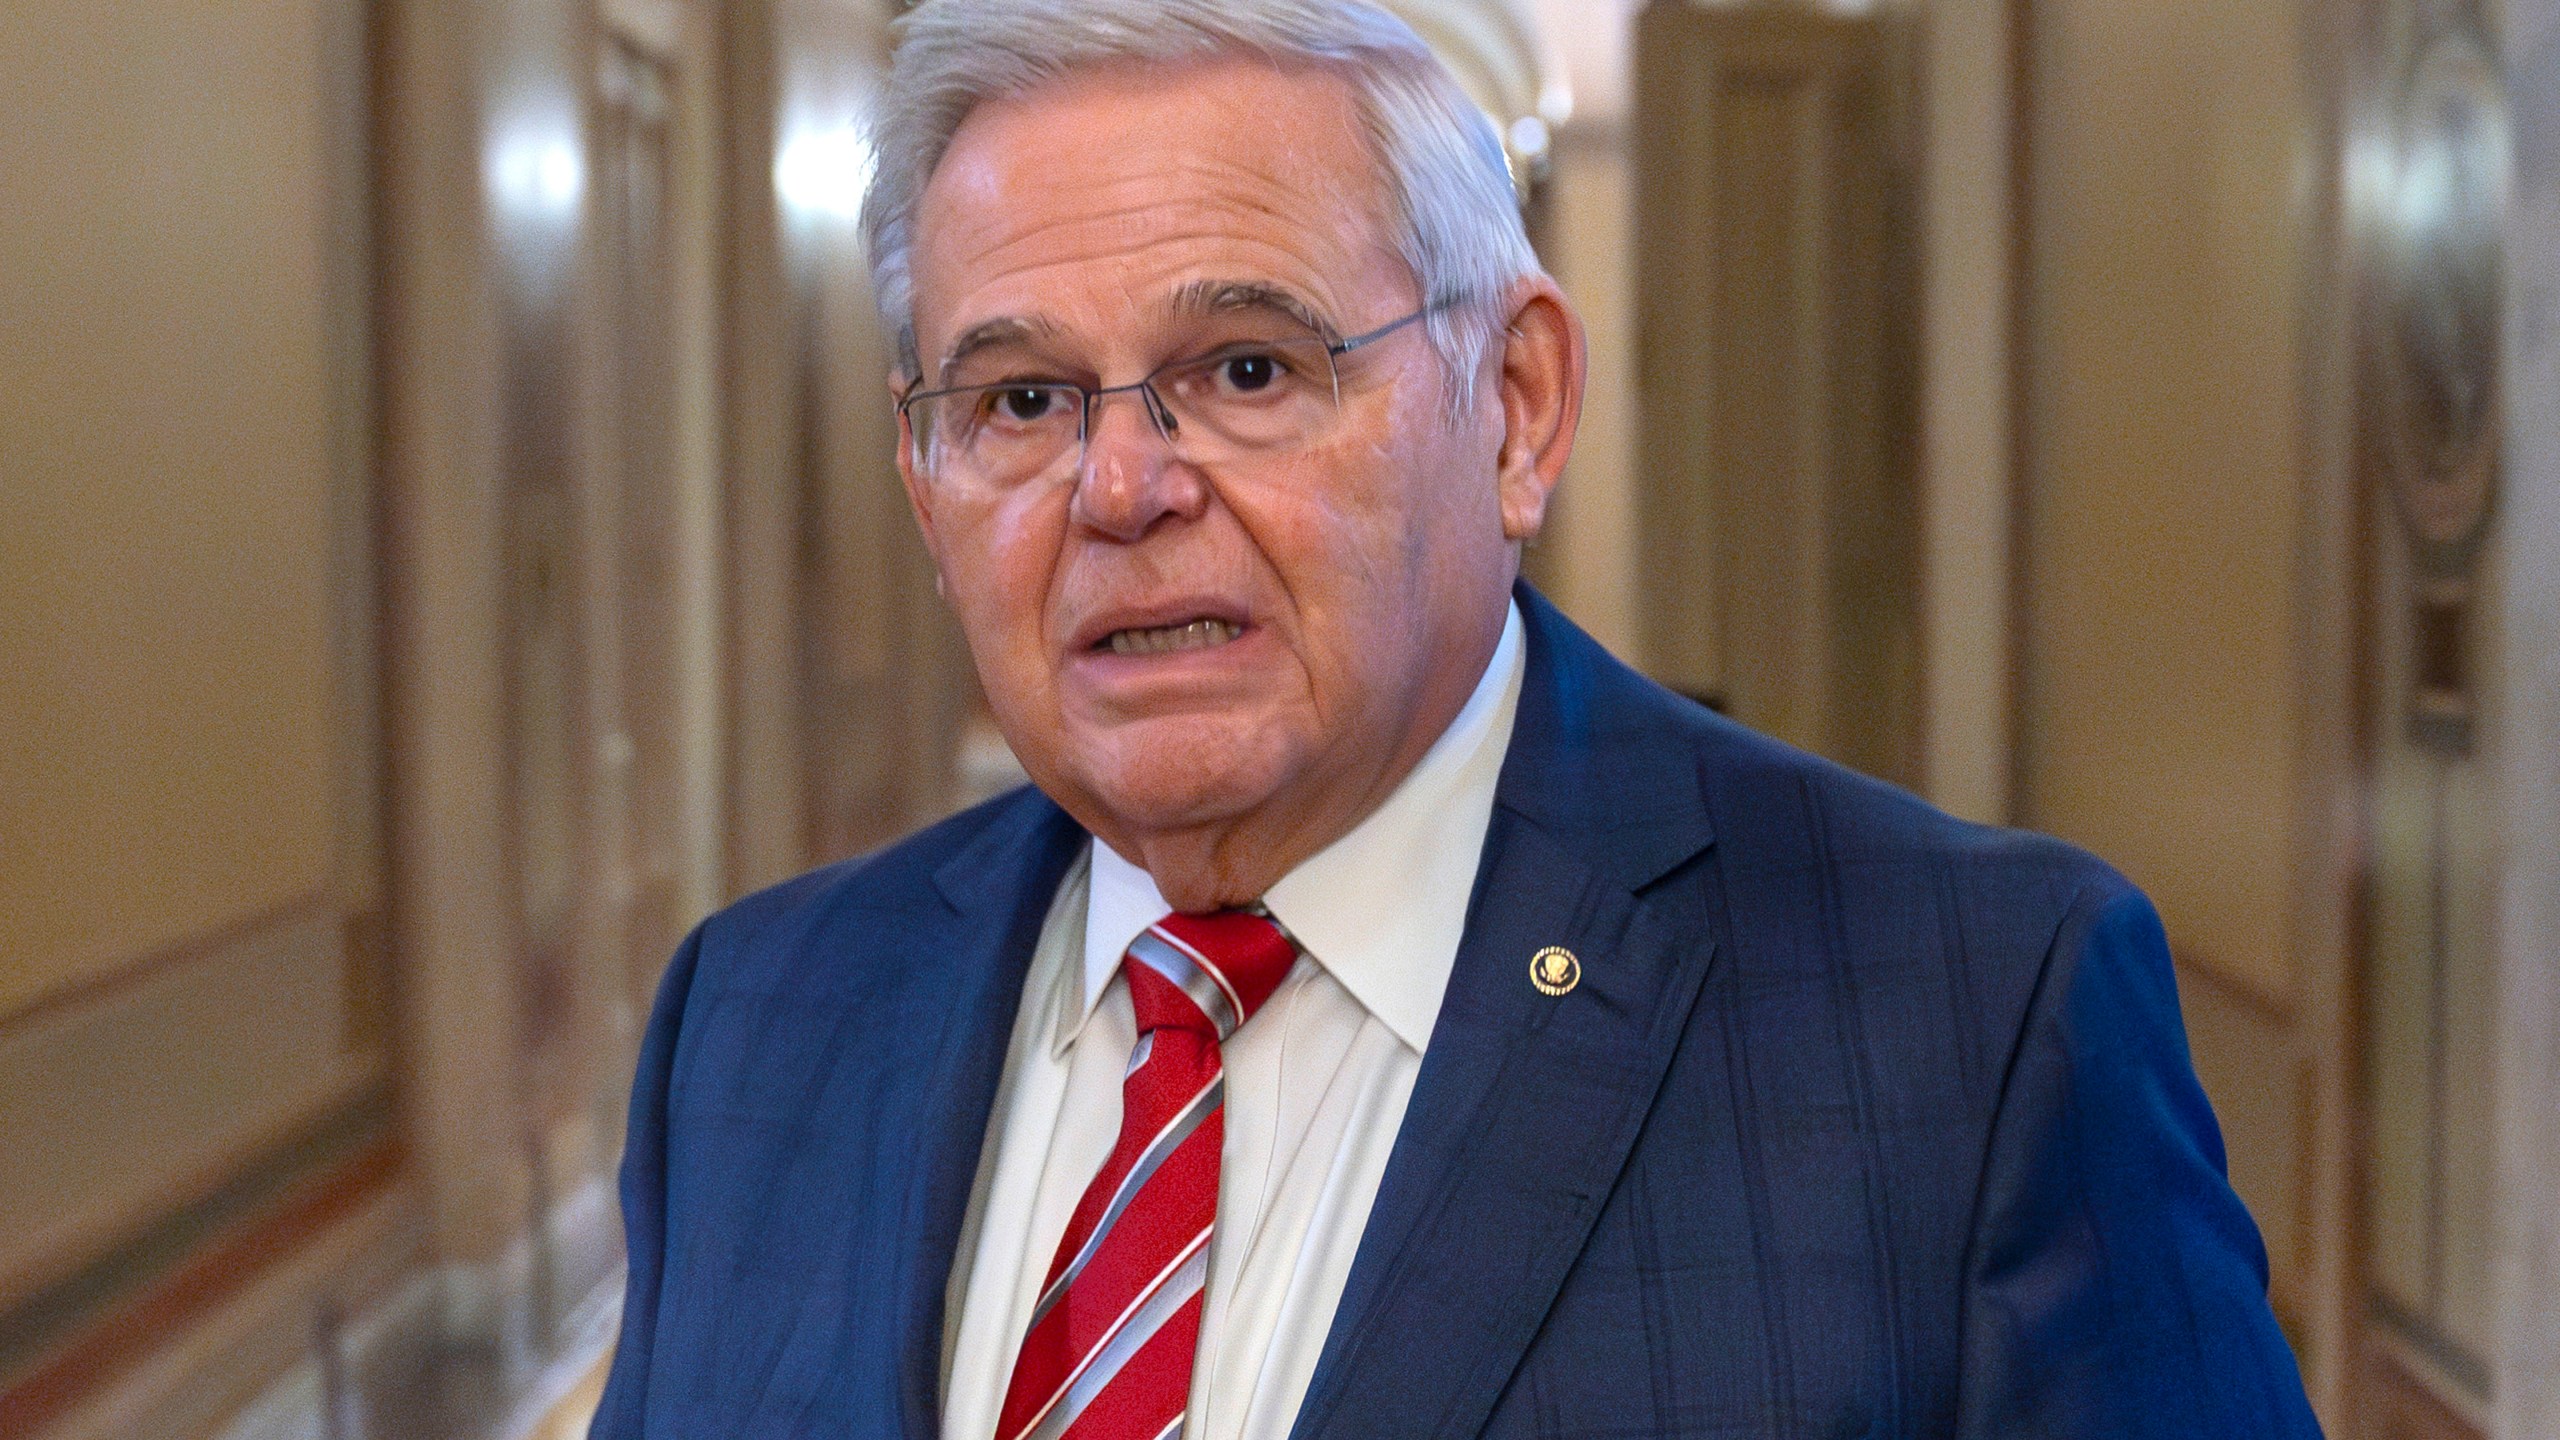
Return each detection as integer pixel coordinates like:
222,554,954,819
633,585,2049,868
1122,910,1296,1040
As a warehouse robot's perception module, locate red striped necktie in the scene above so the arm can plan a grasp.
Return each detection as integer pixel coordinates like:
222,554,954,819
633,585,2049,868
993,910,1298,1440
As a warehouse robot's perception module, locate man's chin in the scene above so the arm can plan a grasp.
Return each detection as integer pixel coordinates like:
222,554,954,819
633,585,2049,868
1075,765,1278,839
1052,725,1298,842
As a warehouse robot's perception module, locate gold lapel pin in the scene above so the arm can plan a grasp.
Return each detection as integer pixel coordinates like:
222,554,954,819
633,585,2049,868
1530,946,1581,997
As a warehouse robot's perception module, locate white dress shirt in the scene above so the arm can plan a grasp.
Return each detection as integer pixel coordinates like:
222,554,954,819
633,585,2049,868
941,600,1526,1440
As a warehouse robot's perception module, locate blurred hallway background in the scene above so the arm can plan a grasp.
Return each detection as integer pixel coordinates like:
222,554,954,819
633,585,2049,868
4,0,2557,1435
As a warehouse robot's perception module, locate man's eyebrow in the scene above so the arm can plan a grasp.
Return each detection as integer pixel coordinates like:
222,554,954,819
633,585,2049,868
936,315,1060,383
1167,280,1332,339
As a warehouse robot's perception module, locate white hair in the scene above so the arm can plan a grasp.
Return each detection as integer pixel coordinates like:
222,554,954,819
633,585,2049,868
859,0,1542,413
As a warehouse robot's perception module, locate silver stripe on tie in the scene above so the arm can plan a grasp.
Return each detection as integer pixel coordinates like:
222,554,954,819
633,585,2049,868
1147,925,1252,1030
1126,929,1241,1039
1017,1235,1212,1440
1023,1075,1222,1334
1146,1418,1183,1440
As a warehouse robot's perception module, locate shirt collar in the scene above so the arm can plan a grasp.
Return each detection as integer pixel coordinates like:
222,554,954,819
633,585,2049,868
1074,600,1526,1055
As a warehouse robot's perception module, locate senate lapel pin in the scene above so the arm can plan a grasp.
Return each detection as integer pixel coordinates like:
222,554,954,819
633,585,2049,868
1530,946,1581,997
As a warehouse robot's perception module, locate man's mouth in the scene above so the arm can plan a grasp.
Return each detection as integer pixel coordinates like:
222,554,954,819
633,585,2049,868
1101,618,1244,657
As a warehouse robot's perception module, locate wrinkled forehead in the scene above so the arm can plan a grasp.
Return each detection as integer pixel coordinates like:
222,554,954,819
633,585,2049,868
906,55,1410,367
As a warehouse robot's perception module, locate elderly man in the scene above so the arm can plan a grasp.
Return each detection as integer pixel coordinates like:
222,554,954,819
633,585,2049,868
593,2,2321,1437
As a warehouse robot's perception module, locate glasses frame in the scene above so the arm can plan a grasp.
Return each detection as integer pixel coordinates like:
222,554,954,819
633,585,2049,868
895,299,1449,485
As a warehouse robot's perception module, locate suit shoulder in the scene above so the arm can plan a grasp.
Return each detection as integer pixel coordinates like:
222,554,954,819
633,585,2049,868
689,785,1069,983
1687,704,2123,905
1508,595,2125,920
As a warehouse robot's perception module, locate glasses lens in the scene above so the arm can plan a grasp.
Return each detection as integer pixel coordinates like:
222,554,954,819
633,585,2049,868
1150,335,1339,456
912,383,1082,488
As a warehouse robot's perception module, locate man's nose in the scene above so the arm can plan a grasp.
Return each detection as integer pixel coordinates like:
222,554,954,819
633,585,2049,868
1071,386,1206,542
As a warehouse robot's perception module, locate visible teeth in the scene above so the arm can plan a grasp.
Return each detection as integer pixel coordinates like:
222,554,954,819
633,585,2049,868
1107,618,1242,656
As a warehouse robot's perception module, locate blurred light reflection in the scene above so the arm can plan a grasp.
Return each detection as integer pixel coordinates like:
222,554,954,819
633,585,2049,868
776,122,875,224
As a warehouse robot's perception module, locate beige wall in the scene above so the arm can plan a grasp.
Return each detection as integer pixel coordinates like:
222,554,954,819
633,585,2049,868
0,0,404,1423
0,0,350,1018
2015,0,2354,1403
1916,0,2016,826
1530,0,1643,661
1535,137,1644,661
2017,0,2316,1008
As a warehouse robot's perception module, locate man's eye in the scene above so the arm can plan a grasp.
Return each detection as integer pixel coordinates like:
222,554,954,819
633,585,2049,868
990,387,1059,423
1220,354,1281,393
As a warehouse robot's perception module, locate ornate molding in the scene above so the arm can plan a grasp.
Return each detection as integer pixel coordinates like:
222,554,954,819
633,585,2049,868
1376,0,1561,200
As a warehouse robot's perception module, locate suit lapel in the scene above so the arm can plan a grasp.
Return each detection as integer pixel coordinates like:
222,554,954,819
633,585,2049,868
1290,588,1721,1440
883,797,1087,1435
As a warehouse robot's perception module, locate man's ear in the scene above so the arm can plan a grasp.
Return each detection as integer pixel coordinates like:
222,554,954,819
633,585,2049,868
1493,276,1587,544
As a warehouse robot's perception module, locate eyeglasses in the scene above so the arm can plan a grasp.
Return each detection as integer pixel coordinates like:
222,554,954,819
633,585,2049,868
897,303,1442,494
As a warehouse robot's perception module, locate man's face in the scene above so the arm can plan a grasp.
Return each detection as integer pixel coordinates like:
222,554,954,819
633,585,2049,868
899,57,1531,881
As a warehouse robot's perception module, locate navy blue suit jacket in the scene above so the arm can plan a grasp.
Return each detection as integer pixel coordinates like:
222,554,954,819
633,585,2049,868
593,587,2321,1438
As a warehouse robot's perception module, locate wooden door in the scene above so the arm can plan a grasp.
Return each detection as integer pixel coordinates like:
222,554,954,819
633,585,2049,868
1632,4,1924,785
2347,0,2506,1433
